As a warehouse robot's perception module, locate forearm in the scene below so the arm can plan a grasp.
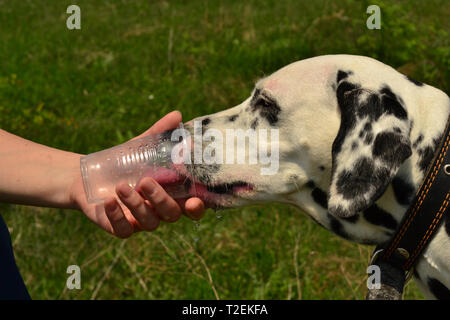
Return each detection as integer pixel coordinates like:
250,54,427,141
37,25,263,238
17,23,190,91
0,129,82,209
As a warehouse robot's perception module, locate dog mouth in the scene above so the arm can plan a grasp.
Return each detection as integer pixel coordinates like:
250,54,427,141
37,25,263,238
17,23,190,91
141,165,253,208
196,180,253,195
205,181,252,194
191,180,254,208
137,127,254,208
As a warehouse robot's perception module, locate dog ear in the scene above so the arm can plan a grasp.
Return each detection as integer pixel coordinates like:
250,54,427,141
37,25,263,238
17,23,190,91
328,78,412,218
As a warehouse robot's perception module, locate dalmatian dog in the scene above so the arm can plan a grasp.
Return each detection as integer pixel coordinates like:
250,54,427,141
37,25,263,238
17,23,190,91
181,54,450,299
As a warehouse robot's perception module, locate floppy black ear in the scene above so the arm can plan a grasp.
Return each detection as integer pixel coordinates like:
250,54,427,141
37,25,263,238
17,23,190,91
328,74,412,218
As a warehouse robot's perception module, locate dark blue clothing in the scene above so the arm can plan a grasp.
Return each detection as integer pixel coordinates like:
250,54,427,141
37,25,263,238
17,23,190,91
0,214,31,300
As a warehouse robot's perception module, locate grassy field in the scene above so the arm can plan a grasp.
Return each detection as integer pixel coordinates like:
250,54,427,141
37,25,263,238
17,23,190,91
0,0,448,299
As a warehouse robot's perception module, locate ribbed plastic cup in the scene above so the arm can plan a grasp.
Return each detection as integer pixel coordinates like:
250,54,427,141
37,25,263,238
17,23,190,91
80,123,195,204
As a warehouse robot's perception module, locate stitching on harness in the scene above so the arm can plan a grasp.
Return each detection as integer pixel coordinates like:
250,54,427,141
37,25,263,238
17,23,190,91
384,131,450,258
386,132,450,257
404,191,450,270
385,132,450,257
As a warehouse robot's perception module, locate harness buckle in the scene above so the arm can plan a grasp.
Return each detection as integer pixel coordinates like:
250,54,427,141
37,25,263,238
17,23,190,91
368,248,414,285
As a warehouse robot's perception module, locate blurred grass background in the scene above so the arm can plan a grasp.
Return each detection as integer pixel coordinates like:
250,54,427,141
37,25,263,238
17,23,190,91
0,0,448,299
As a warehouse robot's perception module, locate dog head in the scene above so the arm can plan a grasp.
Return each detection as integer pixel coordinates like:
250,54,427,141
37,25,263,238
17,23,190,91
181,55,415,225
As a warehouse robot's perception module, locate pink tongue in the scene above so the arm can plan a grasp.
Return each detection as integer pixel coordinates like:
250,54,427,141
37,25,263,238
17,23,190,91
142,167,183,185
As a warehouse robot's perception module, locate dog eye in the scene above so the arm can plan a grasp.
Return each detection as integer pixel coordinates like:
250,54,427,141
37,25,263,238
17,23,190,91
256,98,274,108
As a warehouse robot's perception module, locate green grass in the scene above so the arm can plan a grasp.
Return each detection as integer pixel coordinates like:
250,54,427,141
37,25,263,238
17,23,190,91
0,0,448,299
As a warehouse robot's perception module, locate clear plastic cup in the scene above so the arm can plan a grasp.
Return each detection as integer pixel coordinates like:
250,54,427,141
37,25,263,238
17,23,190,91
80,123,195,204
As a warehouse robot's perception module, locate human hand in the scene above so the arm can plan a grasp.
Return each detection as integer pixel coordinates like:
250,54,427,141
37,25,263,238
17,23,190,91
70,111,205,238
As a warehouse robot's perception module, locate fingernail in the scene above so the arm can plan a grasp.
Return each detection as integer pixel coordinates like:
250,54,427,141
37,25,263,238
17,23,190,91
118,184,133,198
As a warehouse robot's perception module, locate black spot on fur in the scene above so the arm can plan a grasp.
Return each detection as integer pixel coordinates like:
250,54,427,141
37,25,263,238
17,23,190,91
363,205,398,230
392,176,415,206
372,131,412,166
306,180,327,209
428,278,450,300
336,157,391,212
327,213,350,240
331,79,412,218
252,101,280,125
356,87,407,122
200,118,211,135
306,180,316,189
250,89,261,104
228,114,239,122
379,86,408,119
359,123,374,144
250,90,281,126
417,135,442,172
332,81,361,155
406,75,424,87
356,93,382,121
319,165,325,171
364,132,374,144
336,157,374,199
337,70,352,83
333,82,407,158
351,141,358,150
311,187,328,210
250,118,259,129
418,146,435,172
201,118,210,126
412,134,424,149
308,182,360,222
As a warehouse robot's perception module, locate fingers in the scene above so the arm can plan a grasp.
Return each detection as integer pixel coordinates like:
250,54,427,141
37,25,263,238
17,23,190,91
138,177,182,223
137,178,206,222
180,198,206,220
133,111,182,140
105,178,207,238
104,197,134,238
116,183,160,231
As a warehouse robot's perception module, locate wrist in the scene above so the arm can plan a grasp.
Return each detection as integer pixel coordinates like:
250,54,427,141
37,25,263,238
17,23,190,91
65,153,86,211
